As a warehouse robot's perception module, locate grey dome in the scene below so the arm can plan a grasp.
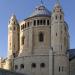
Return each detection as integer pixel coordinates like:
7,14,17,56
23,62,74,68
30,4,51,17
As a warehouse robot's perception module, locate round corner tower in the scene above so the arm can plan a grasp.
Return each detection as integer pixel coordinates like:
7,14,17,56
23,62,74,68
51,1,69,75
7,14,19,70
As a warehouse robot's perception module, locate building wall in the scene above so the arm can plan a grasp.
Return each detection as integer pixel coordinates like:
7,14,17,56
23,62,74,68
16,16,51,75
19,16,51,56
70,59,75,75
0,2,70,75
0,68,25,75
14,55,49,75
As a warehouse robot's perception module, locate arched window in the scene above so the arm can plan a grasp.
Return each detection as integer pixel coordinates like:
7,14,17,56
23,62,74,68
15,65,18,70
13,53,16,58
40,20,42,25
39,32,44,42
37,20,40,25
43,20,46,25
31,63,36,68
21,36,25,45
34,20,36,26
40,63,45,68
24,23,26,28
23,24,24,29
28,22,29,27
55,16,57,20
47,20,49,25
56,32,57,36
59,66,60,72
20,64,24,69
60,15,62,20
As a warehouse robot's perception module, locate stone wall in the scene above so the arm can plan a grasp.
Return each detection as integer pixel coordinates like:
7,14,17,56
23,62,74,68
0,68,25,75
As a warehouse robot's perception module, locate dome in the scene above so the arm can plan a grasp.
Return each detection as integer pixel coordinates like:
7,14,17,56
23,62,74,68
30,4,51,17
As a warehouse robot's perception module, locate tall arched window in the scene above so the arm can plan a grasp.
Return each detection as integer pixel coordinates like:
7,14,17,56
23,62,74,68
39,32,44,42
55,15,57,20
60,15,62,20
21,36,25,45
15,65,18,70
20,64,24,69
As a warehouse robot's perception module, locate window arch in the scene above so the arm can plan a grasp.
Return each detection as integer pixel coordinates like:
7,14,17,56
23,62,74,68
39,32,44,42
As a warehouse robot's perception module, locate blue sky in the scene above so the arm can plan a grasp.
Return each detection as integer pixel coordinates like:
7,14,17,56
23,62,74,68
0,0,75,57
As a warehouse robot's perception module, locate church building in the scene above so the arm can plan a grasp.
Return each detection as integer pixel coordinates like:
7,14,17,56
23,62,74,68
0,0,75,75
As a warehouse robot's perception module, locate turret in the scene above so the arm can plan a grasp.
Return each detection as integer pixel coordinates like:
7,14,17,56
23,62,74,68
51,0,69,53
51,1,69,75
51,0,64,23
7,14,19,70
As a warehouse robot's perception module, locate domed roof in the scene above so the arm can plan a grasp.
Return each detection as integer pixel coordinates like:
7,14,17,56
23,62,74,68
30,4,51,17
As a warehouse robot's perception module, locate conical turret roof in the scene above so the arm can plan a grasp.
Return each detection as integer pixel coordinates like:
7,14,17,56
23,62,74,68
9,14,18,25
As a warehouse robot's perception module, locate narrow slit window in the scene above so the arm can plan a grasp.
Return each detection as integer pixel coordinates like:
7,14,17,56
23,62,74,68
39,32,44,42
40,20,42,25
47,20,49,25
55,16,57,20
43,20,46,25
60,15,62,20
37,20,40,25
59,66,60,72
34,20,36,26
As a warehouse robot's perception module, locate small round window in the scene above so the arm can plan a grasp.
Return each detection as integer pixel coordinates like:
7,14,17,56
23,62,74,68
40,63,45,68
31,63,36,68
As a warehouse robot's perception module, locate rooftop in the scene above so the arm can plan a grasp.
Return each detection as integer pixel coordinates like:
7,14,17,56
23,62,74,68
30,3,51,17
69,49,75,61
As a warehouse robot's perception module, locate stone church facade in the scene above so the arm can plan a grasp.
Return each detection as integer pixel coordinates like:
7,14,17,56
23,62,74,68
0,1,74,75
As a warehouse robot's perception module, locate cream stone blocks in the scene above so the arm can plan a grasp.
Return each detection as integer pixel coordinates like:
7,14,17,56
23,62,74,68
70,59,75,75
0,1,70,75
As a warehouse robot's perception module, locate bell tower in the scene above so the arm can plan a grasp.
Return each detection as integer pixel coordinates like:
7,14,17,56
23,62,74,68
7,14,19,70
51,0,65,52
51,0,69,75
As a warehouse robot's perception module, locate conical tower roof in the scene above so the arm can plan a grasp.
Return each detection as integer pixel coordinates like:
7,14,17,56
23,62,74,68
9,14,18,25
53,0,62,10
